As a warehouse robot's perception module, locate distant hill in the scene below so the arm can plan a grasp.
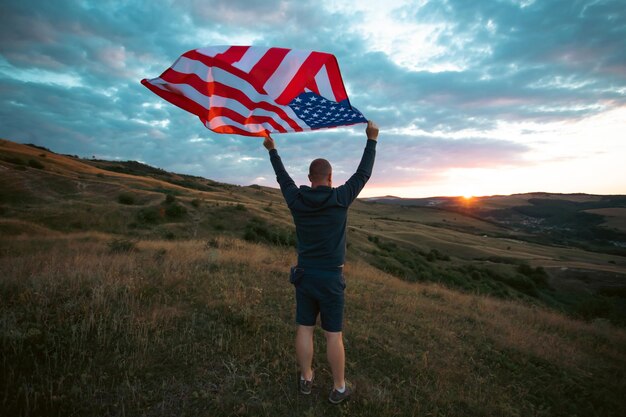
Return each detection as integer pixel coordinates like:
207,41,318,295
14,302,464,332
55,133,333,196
2,137,626,416
367,193,626,255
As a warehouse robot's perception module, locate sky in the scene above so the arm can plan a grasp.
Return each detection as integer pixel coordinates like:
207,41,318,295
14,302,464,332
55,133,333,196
1,0,625,198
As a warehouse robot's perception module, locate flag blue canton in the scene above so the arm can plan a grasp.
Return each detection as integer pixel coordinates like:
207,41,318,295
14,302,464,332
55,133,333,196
288,92,366,129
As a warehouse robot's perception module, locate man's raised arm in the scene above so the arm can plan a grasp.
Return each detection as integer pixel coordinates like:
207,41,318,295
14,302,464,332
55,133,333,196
337,121,379,206
264,136,299,206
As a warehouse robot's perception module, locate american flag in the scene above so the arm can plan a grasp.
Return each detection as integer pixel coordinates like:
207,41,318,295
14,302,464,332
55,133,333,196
141,46,367,137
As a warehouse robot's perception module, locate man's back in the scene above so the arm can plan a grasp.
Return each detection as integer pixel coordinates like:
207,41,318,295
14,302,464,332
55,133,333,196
268,138,377,268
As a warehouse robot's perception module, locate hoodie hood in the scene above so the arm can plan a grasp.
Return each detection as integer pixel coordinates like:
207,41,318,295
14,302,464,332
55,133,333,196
298,185,335,208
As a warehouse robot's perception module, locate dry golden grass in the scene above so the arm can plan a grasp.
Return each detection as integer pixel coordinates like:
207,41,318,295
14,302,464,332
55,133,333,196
2,233,625,416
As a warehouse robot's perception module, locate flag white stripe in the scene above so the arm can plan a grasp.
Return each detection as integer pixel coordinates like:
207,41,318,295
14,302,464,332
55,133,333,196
232,46,270,72
147,78,308,132
314,64,336,102
206,116,280,134
262,49,311,101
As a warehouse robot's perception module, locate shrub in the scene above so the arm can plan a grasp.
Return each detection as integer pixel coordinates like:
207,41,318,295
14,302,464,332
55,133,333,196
165,194,176,204
234,203,247,211
27,159,44,169
368,235,380,244
575,296,616,321
165,203,187,219
517,264,550,288
136,207,160,224
191,199,201,208
426,249,450,262
244,218,295,247
117,193,135,205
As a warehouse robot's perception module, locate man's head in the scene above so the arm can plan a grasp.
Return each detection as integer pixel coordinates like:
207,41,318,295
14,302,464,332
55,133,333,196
308,158,332,187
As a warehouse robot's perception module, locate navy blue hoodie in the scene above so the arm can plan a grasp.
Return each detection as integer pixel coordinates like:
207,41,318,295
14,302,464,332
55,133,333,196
269,139,377,268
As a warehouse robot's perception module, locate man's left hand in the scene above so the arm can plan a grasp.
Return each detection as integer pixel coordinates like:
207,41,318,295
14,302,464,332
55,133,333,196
263,136,275,151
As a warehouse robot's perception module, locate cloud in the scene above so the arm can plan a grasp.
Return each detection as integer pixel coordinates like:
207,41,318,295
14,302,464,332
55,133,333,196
0,0,624,197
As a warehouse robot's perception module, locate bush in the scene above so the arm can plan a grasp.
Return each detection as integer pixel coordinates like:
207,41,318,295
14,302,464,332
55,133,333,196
165,203,187,219
165,194,176,204
191,199,201,208
517,264,550,288
426,249,450,262
136,207,160,224
244,218,295,247
575,296,616,321
117,193,135,205
27,159,44,169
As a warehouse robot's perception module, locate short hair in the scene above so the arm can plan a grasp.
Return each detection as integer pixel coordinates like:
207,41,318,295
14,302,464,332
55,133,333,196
309,158,332,182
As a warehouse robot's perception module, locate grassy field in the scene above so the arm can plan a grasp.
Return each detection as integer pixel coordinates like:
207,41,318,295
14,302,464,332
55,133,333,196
2,138,626,415
585,208,626,233
2,233,626,416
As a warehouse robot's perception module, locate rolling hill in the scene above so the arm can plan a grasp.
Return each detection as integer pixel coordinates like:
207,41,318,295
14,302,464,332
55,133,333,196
1,138,626,416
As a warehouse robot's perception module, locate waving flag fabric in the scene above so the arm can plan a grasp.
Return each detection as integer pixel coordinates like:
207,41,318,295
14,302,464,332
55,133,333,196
141,46,367,137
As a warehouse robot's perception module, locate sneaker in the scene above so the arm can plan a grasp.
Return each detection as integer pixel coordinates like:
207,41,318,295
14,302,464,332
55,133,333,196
299,371,314,395
328,381,354,404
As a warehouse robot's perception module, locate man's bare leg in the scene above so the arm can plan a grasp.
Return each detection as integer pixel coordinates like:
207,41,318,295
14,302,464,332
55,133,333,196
296,325,315,380
325,331,345,389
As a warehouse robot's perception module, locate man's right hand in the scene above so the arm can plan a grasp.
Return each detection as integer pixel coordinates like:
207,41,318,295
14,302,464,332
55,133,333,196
263,135,275,151
366,120,379,141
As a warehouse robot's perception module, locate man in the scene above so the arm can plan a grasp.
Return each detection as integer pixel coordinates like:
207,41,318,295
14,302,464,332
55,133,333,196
263,120,378,404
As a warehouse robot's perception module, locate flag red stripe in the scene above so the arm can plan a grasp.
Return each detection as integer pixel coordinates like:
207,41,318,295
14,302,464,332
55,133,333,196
247,47,290,88
209,106,288,133
160,69,304,131
141,78,209,119
305,77,320,95
324,58,348,102
214,45,250,65
274,52,327,105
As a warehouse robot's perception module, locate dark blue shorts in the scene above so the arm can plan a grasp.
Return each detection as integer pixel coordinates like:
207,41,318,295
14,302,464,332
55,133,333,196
292,266,345,332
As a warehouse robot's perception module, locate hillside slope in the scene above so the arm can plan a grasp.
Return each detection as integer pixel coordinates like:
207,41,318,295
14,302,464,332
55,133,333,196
2,138,626,416
2,138,625,323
